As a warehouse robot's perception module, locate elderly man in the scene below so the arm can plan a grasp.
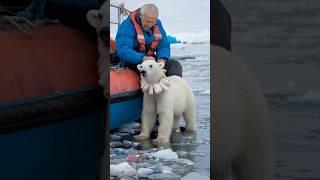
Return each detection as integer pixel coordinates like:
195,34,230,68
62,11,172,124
115,3,182,77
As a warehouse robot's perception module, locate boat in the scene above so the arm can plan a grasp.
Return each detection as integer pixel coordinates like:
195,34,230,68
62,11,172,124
110,68,143,129
0,11,105,180
110,3,143,129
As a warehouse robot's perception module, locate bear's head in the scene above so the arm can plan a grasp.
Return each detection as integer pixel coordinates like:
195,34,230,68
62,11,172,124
87,2,108,51
137,60,165,83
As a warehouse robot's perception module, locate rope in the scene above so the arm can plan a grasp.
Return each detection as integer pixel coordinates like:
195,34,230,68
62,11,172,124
119,3,130,16
0,15,59,36
110,64,127,72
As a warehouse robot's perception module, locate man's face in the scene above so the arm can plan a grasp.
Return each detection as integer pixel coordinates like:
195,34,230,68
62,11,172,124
140,12,157,30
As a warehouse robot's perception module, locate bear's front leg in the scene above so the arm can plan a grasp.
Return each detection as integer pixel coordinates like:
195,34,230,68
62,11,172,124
135,96,157,141
171,116,181,133
135,111,157,141
153,111,173,144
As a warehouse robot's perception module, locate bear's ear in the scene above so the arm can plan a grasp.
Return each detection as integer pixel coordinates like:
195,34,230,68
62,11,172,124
158,61,165,69
137,64,142,70
87,10,100,28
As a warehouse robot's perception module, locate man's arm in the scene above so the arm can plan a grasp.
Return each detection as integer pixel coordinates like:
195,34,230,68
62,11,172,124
116,20,145,64
155,20,170,63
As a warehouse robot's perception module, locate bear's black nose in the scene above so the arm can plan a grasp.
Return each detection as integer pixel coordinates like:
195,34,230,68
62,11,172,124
140,70,146,76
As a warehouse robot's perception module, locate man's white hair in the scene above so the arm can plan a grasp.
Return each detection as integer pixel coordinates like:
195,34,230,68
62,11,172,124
140,3,159,17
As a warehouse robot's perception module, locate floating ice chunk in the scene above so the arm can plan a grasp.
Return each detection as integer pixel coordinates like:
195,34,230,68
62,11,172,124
119,176,136,180
181,172,209,180
110,159,127,165
148,172,181,180
111,151,127,158
114,132,131,139
150,148,158,152
123,140,133,146
152,165,163,173
110,162,136,178
175,158,194,165
119,128,135,134
177,150,188,157
153,149,178,160
137,168,154,176
190,152,206,157
287,90,320,103
110,135,121,141
171,55,196,60
132,142,140,147
144,152,154,159
121,122,141,129
136,162,154,169
160,166,173,173
110,141,123,148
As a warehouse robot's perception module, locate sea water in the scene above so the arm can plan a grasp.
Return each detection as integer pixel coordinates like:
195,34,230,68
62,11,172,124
223,0,320,178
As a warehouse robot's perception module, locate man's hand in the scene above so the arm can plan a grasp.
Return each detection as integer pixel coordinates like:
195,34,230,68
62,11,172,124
157,58,166,65
142,56,155,61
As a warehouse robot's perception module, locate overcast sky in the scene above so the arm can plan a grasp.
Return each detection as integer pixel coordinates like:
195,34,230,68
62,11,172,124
110,0,210,36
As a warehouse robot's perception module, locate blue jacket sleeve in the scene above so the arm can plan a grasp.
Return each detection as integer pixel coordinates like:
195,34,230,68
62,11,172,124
156,20,171,62
115,19,145,65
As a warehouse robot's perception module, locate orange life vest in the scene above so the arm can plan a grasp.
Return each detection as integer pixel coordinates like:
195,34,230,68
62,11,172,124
110,37,116,52
130,10,162,56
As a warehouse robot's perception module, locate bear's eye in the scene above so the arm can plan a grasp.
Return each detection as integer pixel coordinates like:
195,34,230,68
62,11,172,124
149,65,152,68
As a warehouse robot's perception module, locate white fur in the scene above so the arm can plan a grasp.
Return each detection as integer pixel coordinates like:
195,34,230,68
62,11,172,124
213,45,273,180
86,2,108,88
86,2,108,179
135,60,196,143
137,61,170,95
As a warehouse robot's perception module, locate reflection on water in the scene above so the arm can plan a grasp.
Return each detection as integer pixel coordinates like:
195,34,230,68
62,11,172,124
223,0,320,178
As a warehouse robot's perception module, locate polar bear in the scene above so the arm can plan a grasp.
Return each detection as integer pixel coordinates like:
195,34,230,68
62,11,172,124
86,2,108,94
213,45,273,180
86,2,108,179
134,60,196,144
